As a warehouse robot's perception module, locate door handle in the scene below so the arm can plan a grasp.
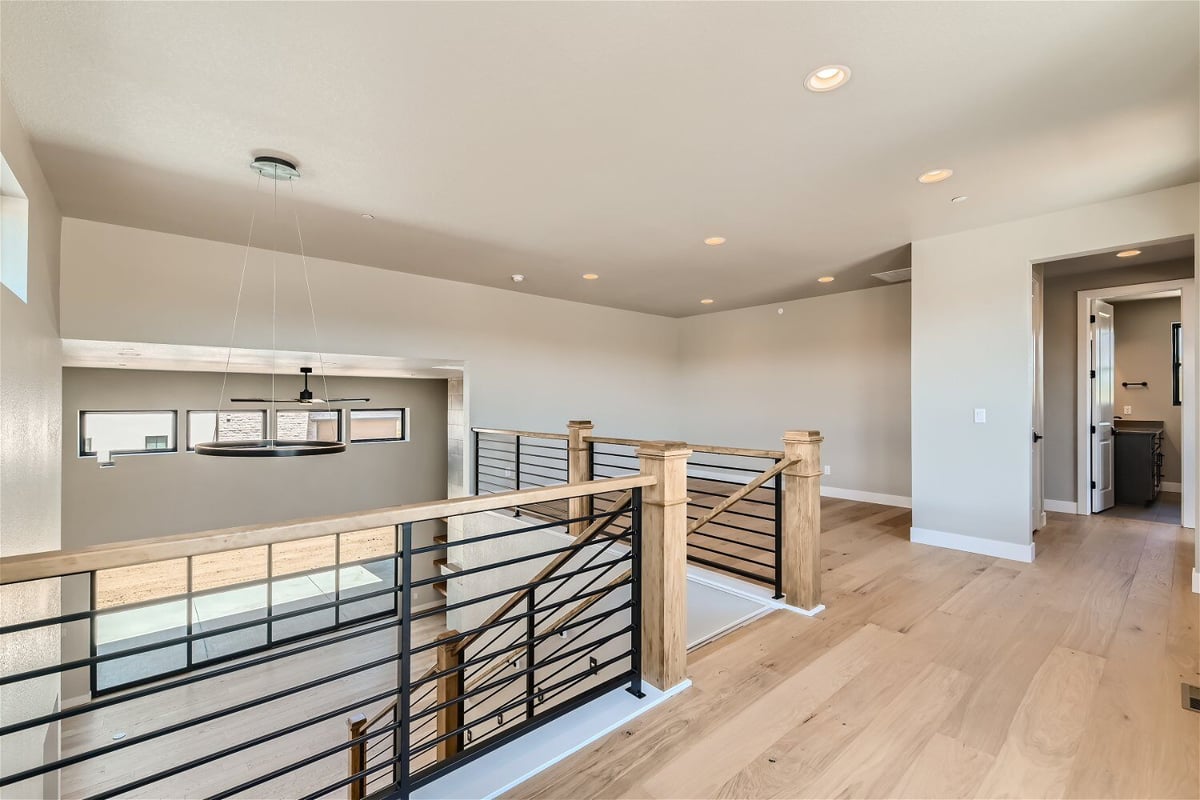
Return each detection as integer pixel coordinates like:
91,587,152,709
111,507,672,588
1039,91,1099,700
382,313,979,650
1033,431,1044,443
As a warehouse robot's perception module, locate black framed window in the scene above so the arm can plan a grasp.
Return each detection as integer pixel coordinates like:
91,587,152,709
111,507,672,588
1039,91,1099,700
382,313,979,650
274,409,343,442
349,408,408,443
79,410,178,457
186,410,268,450
1172,322,1183,406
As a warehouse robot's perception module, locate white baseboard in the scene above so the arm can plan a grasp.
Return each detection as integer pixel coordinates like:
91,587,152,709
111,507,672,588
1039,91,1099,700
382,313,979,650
1163,481,1183,493
819,485,912,508
1044,499,1080,514
1192,567,1199,594
910,527,1036,564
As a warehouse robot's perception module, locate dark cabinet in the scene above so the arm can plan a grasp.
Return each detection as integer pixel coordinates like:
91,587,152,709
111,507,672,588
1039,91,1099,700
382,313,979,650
1114,424,1163,505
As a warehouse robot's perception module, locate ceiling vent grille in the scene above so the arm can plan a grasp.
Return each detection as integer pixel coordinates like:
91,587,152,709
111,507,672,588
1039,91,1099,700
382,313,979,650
871,267,912,284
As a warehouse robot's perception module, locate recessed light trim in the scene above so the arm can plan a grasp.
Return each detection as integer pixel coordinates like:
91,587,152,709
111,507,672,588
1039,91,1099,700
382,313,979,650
805,65,851,92
818,276,835,283
511,274,525,282
361,213,375,220
1116,249,1142,258
950,195,968,203
704,237,726,246
700,298,714,304
918,169,954,184
582,273,600,280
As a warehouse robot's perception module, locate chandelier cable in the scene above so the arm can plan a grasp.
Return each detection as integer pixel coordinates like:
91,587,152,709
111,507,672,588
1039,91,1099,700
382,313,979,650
214,173,262,442
289,179,331,411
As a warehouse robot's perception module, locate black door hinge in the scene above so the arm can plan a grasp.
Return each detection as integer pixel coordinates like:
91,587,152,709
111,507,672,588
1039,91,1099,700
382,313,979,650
1090,314,1096,324
1090,369,1096,379
1091,481,1097,489
1091,425,1096,434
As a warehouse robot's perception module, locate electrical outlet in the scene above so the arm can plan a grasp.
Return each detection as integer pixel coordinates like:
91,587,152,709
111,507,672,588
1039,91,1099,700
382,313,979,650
1123,405,1133,415
974,408,987,424
823,465,831,476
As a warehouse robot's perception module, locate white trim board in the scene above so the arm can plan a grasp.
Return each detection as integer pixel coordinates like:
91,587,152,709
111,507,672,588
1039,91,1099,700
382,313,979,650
1193,567,1199,594
1044,499,1080,514
1163,481,1183,493
910,527,1036,563
414,679,691,800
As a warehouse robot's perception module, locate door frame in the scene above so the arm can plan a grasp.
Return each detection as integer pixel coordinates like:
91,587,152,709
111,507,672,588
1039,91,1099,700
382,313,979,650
1075,278,1195,526
1032,269,1046,532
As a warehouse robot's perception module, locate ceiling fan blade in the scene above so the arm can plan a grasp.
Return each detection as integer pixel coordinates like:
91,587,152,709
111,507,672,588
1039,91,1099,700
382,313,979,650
229,397,303,403
325,397,371,403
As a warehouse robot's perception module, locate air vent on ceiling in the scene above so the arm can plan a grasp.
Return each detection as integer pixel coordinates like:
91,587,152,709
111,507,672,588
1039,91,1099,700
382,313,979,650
872,267,912,284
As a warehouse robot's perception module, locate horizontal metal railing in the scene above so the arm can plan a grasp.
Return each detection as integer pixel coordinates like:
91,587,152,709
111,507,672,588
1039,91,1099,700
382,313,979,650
0,476,651,800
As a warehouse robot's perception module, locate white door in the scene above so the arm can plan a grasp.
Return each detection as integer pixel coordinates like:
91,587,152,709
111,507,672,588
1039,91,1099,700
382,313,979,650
1090,300,1116,512
1032,273,1046,531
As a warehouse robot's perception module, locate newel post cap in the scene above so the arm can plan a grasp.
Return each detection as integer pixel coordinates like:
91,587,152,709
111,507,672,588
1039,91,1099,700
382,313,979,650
636,440,693,459
567,420,594,429
783,430,823,444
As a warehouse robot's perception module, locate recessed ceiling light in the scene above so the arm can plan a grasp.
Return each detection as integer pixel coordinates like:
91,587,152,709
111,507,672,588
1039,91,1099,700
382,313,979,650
700,298,714,304
511,274,525,282
918,169,954,184
1116,249,1142,258
704,237,726,246
818,276,835,283
582,273,599,280
950,195,968,203
805,65,851,92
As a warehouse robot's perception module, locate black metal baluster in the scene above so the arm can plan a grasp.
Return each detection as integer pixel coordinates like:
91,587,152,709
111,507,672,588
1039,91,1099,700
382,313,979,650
525,590,536,721
398,522,413,800
514,434,522,518
774,459,784,599
627,489,644,698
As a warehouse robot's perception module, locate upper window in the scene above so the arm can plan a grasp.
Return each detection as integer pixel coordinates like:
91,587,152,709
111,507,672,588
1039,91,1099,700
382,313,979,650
80,411,178,458
349,409,407,443
1172,322,1183,407
187,410,268,450
1,154,29,303
275,409,342,442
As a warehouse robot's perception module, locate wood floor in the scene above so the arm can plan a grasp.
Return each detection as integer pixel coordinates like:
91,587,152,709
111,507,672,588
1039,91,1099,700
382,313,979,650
508,500,1200,800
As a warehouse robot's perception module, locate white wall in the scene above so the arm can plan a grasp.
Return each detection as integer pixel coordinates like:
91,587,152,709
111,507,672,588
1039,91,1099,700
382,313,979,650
59,218,683,443
911,183,1199,562
678,284,911,501
0,86,63,799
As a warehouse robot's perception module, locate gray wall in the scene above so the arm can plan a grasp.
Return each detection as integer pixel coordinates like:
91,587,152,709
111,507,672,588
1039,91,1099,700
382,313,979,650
912,182,1198,556
0,85,63,799
1043,259,1193,502
678,283,912,500
1115,297,1183,484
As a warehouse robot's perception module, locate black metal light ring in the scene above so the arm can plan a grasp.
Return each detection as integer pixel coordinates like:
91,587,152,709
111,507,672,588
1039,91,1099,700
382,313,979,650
193,439,346,457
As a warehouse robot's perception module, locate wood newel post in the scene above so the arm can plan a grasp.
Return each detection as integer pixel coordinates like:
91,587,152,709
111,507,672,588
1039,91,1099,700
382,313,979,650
567,420,594,538
346,712,368,800
782,430,824,612
637,440,692,691
435,629,464,762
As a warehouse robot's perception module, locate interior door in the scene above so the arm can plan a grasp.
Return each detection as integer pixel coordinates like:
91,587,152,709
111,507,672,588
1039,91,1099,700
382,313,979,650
1032,273,1045,531
1090,300,1116,512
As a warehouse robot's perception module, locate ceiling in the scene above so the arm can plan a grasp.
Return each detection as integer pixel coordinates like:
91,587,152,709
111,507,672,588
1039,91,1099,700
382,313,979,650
61,340,463,379
1039,237,1195,278
3,2,1197,317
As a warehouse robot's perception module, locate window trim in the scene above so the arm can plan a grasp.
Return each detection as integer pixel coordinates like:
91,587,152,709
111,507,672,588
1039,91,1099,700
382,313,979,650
348,407,409,444
185,409,269,452
79,410,179,458
272,408,345,442
1172,321,1183,407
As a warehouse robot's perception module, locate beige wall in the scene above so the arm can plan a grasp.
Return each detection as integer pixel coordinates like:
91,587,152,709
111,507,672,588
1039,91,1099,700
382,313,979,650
912,182,1198,559
678,283,912,501
1043,259,1193,502
0,86,63,799
1115,297,1184,484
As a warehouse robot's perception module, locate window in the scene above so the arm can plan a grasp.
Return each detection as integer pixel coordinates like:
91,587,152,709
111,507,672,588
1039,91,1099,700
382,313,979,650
1172,322,1183,407
1,154,29,303
349,408,407,442
187,410,268,450
274,409,342,442
80,411,177,457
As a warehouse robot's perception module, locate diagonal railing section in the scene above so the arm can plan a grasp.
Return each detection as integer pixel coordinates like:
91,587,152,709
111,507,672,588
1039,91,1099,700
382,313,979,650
0,476,652,800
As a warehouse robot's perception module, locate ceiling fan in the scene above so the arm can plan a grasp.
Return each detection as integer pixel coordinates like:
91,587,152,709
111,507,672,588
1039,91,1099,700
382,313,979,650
230,367,369,405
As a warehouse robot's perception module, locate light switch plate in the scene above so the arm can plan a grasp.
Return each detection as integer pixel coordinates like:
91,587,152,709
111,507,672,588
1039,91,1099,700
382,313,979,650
974,408,987,424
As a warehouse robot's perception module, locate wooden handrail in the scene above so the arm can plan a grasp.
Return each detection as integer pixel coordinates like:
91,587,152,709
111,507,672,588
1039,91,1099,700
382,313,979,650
450,490,634,657
686,458,794,535
585,434,783,461
472,427,568,441
0,475,655,585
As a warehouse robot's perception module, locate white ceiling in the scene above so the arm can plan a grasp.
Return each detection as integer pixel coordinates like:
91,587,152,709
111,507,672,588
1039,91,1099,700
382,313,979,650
1039,236,1195,277
3,1,1197,317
